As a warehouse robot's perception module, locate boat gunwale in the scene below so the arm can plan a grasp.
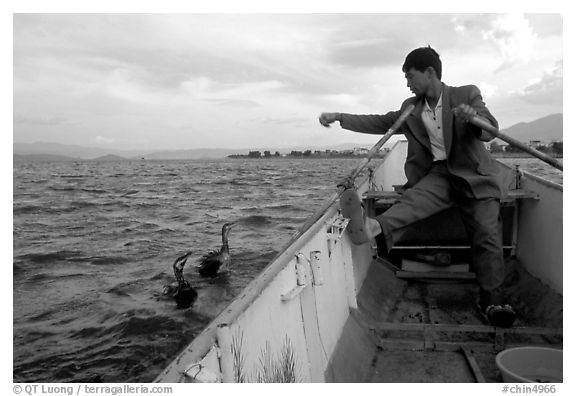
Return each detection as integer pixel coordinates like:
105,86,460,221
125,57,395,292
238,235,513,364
496,158,563,191
519,169,563,191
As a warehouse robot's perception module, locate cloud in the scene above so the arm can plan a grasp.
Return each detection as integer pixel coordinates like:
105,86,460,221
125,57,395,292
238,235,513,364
14,114,74,126
477,82,499,99
255,115,311,127
12,14,563,150
14,14,284,93
323,14,460,69
208,99,261,108
180,78,284,100
93,135,116,145
515,61,563,105
481,14,539,70
321,93,362,107
327,38,411,69
451,14,496,34
524,14,563,37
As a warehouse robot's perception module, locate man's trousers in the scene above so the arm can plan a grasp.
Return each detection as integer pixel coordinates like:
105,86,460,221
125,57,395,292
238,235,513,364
375,162,505,293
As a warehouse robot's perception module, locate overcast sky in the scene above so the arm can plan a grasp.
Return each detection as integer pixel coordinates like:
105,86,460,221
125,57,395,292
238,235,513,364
13,13,563,151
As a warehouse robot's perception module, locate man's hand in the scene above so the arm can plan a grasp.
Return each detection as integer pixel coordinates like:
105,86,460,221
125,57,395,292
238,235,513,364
453,104,495,141
452,104,478,123
337,175,356,190
319,112,341,127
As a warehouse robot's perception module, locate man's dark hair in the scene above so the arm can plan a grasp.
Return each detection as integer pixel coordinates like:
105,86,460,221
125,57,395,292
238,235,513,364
402,46,442,80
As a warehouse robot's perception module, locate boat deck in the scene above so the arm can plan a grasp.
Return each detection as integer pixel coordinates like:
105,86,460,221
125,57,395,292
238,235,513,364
329,257,563,383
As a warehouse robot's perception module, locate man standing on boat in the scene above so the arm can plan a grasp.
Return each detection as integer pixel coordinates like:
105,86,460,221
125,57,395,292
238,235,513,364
319,46,516,328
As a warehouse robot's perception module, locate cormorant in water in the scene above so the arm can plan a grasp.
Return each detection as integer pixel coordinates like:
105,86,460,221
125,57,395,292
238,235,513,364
163,251,198,309
198,222,236,277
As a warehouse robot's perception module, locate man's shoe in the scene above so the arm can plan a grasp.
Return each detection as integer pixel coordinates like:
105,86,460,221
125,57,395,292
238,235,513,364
339,189,369,245
478,289,516,327
479,303,517,328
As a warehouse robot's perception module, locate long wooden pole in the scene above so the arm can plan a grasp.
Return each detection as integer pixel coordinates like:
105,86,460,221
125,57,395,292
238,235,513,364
294,104,415,236
469,116,563,171
342,104,416,184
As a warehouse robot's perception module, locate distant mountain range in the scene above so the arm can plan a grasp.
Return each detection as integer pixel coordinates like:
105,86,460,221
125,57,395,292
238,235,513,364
499,113,562,143
13,113,562,161
12,142,380,161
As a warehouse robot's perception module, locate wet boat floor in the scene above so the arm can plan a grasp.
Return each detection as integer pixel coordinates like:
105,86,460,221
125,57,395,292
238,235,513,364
354,258,562,383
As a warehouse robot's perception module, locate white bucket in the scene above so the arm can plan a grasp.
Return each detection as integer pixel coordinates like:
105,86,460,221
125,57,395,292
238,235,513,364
496,347,562,383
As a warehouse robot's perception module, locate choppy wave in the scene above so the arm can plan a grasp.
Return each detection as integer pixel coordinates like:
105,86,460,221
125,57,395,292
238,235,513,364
16,250,83,264
238,214,273,227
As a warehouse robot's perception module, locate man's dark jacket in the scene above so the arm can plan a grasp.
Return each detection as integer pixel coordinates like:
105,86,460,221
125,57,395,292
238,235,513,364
340,84,502,199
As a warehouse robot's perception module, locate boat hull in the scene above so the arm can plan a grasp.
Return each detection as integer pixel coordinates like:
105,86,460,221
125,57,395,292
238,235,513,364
155,140,562,383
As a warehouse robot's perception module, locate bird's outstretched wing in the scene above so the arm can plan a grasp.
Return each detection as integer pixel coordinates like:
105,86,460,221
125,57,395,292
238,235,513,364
173,251,192,283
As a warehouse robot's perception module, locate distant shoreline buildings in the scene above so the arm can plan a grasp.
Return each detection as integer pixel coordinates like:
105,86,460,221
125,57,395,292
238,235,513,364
227,147,386,159
229,139,563,159
486,139,562,157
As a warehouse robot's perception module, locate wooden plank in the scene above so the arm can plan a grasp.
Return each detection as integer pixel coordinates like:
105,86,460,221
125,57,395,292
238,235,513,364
396,270,476,280
377,338,562,353
364,191,402,200
391,245,516,250
461,345,487,383
373,256,399,273
368,347,475,382
511,200,519,256
501,189,540,203
401,259,470,273
375,322,563,337
365,189,539,203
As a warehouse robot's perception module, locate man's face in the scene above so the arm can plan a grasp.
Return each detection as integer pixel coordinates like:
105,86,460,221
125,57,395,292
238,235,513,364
404,67,432,97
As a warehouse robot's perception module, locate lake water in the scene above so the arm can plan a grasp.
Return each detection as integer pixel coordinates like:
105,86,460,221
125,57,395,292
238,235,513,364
12,157,562,382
